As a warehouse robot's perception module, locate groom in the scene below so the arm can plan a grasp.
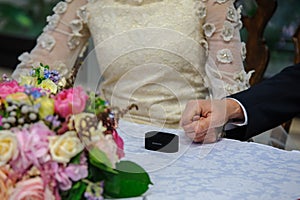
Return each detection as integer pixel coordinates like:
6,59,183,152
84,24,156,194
180,63,300,143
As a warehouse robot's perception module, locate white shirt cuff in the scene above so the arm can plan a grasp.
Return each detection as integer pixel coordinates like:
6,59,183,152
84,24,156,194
224,98,248,130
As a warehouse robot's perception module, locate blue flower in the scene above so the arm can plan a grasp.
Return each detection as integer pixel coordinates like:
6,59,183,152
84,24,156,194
30,69,36,76
24,85,32,95
24,85,44,99
31,90,42,99
44,69,50,79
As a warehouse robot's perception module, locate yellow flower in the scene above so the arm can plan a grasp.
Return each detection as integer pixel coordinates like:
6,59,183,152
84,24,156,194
19,75,37,86
5,92,30,103
48,131,84,163
58,77,66,88
0,130,18,166
34,96,54,119
39,79,58,94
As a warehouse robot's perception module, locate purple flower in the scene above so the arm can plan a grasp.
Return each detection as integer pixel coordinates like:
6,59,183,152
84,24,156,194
40,161,72,191
40,159,88,191
54,165,73,191
47,70,61,83
80,151,87,165
84,181,104,200
2,74,9,81
45,115,61,129
39,161,59,191
65,164,88,182
10,122,55,173
51,70,59,75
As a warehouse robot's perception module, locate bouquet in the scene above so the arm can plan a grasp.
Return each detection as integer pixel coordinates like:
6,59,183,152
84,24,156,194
0,64,152,200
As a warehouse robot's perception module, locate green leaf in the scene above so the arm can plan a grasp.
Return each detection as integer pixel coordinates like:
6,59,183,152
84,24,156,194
88,147,117,174
88,163,107,182
104,160,153,198
36,68,40,77
70,151,83,165
60,181,87,200
85,92,108,114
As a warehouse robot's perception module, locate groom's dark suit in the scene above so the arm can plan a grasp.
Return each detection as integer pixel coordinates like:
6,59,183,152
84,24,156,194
225,63,300,141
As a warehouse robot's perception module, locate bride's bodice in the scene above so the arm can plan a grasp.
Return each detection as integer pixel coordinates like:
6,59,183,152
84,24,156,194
86,0,208,128
88,0,203,43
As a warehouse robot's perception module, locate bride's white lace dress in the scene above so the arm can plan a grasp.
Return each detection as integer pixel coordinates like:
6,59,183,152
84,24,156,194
12,0,252,129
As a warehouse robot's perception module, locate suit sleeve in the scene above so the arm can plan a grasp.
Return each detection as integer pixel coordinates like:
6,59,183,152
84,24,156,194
225,63,300,141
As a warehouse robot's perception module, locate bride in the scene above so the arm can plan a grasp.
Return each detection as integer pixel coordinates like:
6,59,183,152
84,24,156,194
12,0,252,129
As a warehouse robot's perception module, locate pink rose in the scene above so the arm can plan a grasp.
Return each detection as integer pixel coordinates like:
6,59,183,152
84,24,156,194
9,177,55,200
54,86,88,118
0,80,24,98
112,130,124,159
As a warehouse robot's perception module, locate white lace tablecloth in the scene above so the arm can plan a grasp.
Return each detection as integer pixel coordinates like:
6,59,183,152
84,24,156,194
117,120,300,200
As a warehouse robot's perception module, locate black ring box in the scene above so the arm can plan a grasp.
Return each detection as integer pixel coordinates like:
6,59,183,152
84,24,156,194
145,131,179,153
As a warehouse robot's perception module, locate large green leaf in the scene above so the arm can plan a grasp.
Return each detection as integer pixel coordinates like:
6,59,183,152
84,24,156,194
88,164,107,182
104,160,153,198
88,147,117,174
60,181,87,200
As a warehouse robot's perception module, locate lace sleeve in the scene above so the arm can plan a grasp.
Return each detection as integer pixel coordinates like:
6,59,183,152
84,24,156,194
200,0,253,99
12,0,91,81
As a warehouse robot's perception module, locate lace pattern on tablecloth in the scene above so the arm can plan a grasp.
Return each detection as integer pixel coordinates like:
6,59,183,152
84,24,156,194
117,120,300,200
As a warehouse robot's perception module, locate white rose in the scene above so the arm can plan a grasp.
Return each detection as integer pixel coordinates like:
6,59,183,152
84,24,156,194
49,131,84,163
0,130,18,166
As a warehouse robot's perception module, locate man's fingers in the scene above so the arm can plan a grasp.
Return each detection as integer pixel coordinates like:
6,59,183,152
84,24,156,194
180,100,205,127
180,115,201,127
202,128,218,143
192,115,200,121
182,116,222,143
180,99,227,144
183,119,210,140
192,128,219,143
192,134,206,143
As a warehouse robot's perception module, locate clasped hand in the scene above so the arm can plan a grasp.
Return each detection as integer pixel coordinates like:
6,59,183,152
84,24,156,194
180,99,242,143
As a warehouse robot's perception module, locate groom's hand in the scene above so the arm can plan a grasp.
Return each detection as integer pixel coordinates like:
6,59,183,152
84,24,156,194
180,99,243,143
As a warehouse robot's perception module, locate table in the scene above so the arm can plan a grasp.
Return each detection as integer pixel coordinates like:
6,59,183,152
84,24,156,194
117,120,300,200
